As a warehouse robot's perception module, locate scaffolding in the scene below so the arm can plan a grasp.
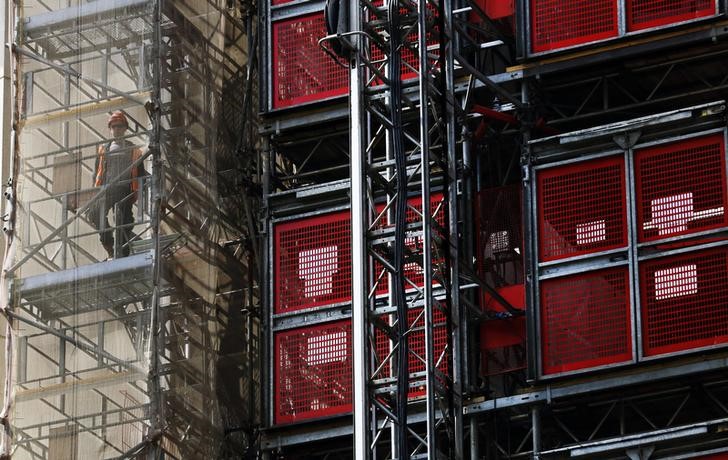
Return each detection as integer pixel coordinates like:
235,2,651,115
4,0,728,458
259,0,728,458
1,0,260,458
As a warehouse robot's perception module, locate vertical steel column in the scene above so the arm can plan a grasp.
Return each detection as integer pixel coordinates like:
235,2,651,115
147,0,163,457
469,415,479,459
0,0,17,454
350,0,369,457
417,0,439,456
442,0,463,455
350,0,457,456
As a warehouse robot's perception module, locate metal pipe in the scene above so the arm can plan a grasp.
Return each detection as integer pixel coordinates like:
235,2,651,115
470,415,480,460
532,407,541,459
444,0,463,455
350,0,369,456
147,0,163,457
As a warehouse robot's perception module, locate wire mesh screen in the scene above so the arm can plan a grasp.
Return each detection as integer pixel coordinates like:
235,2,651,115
640,247,728,357
540,267,632,375
529,0,618,53
476,184,523,288
374,307,449,398
11,0,256,457
274,321,353,424
627,0,715,31
537,156,627,262
272,13,349,108
274,210,352,314
635,133,727,243
374,193,446,295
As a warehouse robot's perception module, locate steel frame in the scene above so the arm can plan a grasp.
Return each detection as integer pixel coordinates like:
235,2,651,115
259,0,728,458
525,104,728,374
4,0,257,458
347,0,464,457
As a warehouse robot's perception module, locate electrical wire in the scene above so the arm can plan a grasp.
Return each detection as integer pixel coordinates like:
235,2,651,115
387,0,410,455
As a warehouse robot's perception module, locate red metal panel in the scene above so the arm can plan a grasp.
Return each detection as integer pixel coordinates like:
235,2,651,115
374,193,446,295
271,13,349,109
530,0,618,53
481,285,526,376
374,307,449,398
627,0,715,31
540,267,632,375
471,0,515,19
274,210,352,314
476,184,523,295
635,133,727,243
480,317,526,376
270,0,294,5
537,156,627,262
274,320,352,424
640,247,728,357
486,0,515,19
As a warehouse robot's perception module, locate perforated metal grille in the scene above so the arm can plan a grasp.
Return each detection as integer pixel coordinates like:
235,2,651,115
538,156,627,262
540,267,632,375
374,193,446,295
374,307,449,397
530,0,618,53
272,14,349,108
627,0,715,31
641,247,728,357
274,210,352,314
476,184,523,290
635,133,727,243
274,321,352,424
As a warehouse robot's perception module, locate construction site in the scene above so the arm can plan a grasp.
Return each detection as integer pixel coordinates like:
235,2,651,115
1,0,728,458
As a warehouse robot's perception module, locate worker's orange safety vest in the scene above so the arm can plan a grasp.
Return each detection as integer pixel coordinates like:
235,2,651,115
94,143,144,200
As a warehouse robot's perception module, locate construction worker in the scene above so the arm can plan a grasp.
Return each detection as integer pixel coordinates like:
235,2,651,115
88,111,146,258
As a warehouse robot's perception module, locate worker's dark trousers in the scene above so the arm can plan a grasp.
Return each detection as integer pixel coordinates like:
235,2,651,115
87,186,135,258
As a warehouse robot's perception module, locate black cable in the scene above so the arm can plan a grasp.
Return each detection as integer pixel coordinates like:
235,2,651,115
387,0,410,456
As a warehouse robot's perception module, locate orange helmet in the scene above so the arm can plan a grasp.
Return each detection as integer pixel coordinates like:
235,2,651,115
107,111,129,128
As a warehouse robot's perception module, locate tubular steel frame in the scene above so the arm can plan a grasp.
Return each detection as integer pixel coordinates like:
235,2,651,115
3,0,257,458
348,0,466,457
258,1,728,459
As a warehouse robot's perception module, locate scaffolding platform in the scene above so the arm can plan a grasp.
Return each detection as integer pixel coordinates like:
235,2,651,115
23,0,152,60
15,252,155,320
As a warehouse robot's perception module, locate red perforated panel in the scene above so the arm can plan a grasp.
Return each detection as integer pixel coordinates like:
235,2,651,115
476,184,523,296
374,193,446,295
274,321,352,424
272,13,348,109
540,267,632,375
627,0,715,31
635,133,727,243
374,307,449,398
530,0,618,53
640,247,728,357
538,156,627,262
274,210,352,314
